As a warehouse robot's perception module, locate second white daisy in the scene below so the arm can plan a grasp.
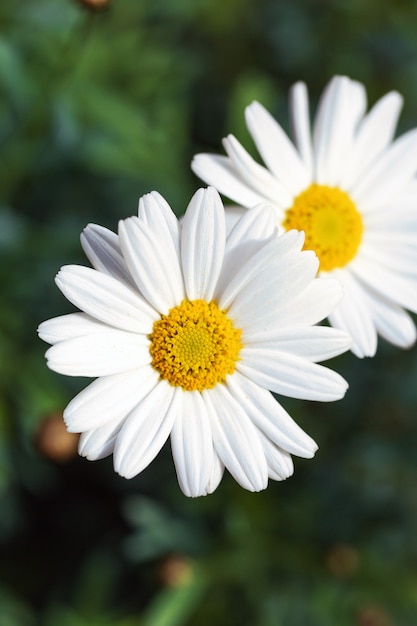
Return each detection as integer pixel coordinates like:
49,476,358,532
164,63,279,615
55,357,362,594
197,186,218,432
38,187,351,496
192,75,417,357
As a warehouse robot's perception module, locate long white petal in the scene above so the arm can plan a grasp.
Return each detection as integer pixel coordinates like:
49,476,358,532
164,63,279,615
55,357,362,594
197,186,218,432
215,205,285,301
55,265,158,333
181,187,225,300
45,331,151,377
364,288,416,349
171,390,214,497
226,250,318,330
289,81,313,177
226,373,317,458
364,205,417,233
191,153,269,208
351,257,417,314
245,100,309,196
356,237,417,277
237,349,348,401
244,276,343,335
119,217,183,315
226,202,278,250
81,224,135,287
260,434,295,481
202,450,224,495
203,385,268,492
224,205,248,236
64,366,159,432
327,269,377,358
114,380,177,479
343,91,403,190
313,76,346,182
223,133,294,205
38,313,109,345
314,76,366,185
138,191,181,259
218,231,306,311
333,79,367,186
78,415,126,461
245,326,352,362
352,128,417,210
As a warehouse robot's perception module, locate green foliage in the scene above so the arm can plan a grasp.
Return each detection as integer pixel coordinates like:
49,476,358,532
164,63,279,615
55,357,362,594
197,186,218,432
1,0,417,624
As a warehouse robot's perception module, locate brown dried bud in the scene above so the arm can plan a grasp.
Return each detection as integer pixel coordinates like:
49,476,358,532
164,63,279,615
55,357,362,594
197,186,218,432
326,543,360,578
356,605,392,626
35,412,79,462
75,0,112,11
158,554,194,588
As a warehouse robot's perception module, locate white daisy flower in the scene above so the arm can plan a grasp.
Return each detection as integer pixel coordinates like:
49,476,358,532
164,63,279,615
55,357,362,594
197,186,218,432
38,187,351,497
192,75,417,358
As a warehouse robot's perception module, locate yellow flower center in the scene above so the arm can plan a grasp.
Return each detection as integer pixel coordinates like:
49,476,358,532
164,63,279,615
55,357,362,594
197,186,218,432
283,184,363,271
149,299,242,391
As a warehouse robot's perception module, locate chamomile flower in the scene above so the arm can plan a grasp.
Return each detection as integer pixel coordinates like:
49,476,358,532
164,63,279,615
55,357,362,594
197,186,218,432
38,187,351,497
192,76,417,357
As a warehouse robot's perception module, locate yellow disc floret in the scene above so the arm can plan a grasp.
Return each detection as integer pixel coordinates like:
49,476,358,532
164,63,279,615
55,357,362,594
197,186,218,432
149,299,242,391
283,184,363,271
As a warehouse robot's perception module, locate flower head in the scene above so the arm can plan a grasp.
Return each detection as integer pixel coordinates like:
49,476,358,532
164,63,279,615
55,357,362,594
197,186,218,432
38,187,351,496
192,76,417,357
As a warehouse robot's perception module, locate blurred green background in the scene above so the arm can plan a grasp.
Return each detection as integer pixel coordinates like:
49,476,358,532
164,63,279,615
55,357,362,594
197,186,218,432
2,0,417,624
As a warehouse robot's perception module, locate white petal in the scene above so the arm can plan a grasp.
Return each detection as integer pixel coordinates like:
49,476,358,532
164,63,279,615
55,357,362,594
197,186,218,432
245,326,352,362
392,181,417,205
313,76,346,182
218,231,306,311
327,269,377,358
170,390,214,497
313,76,366,185
244,100,309,196
215,203,278,300
224,205,248,235
56,265,158,333
191,153,270,208
245,276,343,331
226,202,278,250
332,78,367,185
118,217,183,315
138,191,180,259
226,373,317,458
351,256,417,314
45,331,151,377
225,250,318,330
38,313,109,345
365,288,416,349
289,81,313,177
356,237,417,277
260,434,295,481
203,384,268,492
353,128,417,209
237,348,348,401
343,90,403,189
222,134,294,205
64,366,159,432
114,380,177,479
78,416,126,461
364,205,417,233
202,450,224,495
81,224,135,287
181,187,225,300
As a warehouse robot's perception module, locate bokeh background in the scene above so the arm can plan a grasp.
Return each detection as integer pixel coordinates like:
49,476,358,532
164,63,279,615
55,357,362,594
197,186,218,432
2,1,417,624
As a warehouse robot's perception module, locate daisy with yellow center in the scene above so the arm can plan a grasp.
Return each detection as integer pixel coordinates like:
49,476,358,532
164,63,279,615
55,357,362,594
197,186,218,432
38,187,351,497
192,75,417,357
